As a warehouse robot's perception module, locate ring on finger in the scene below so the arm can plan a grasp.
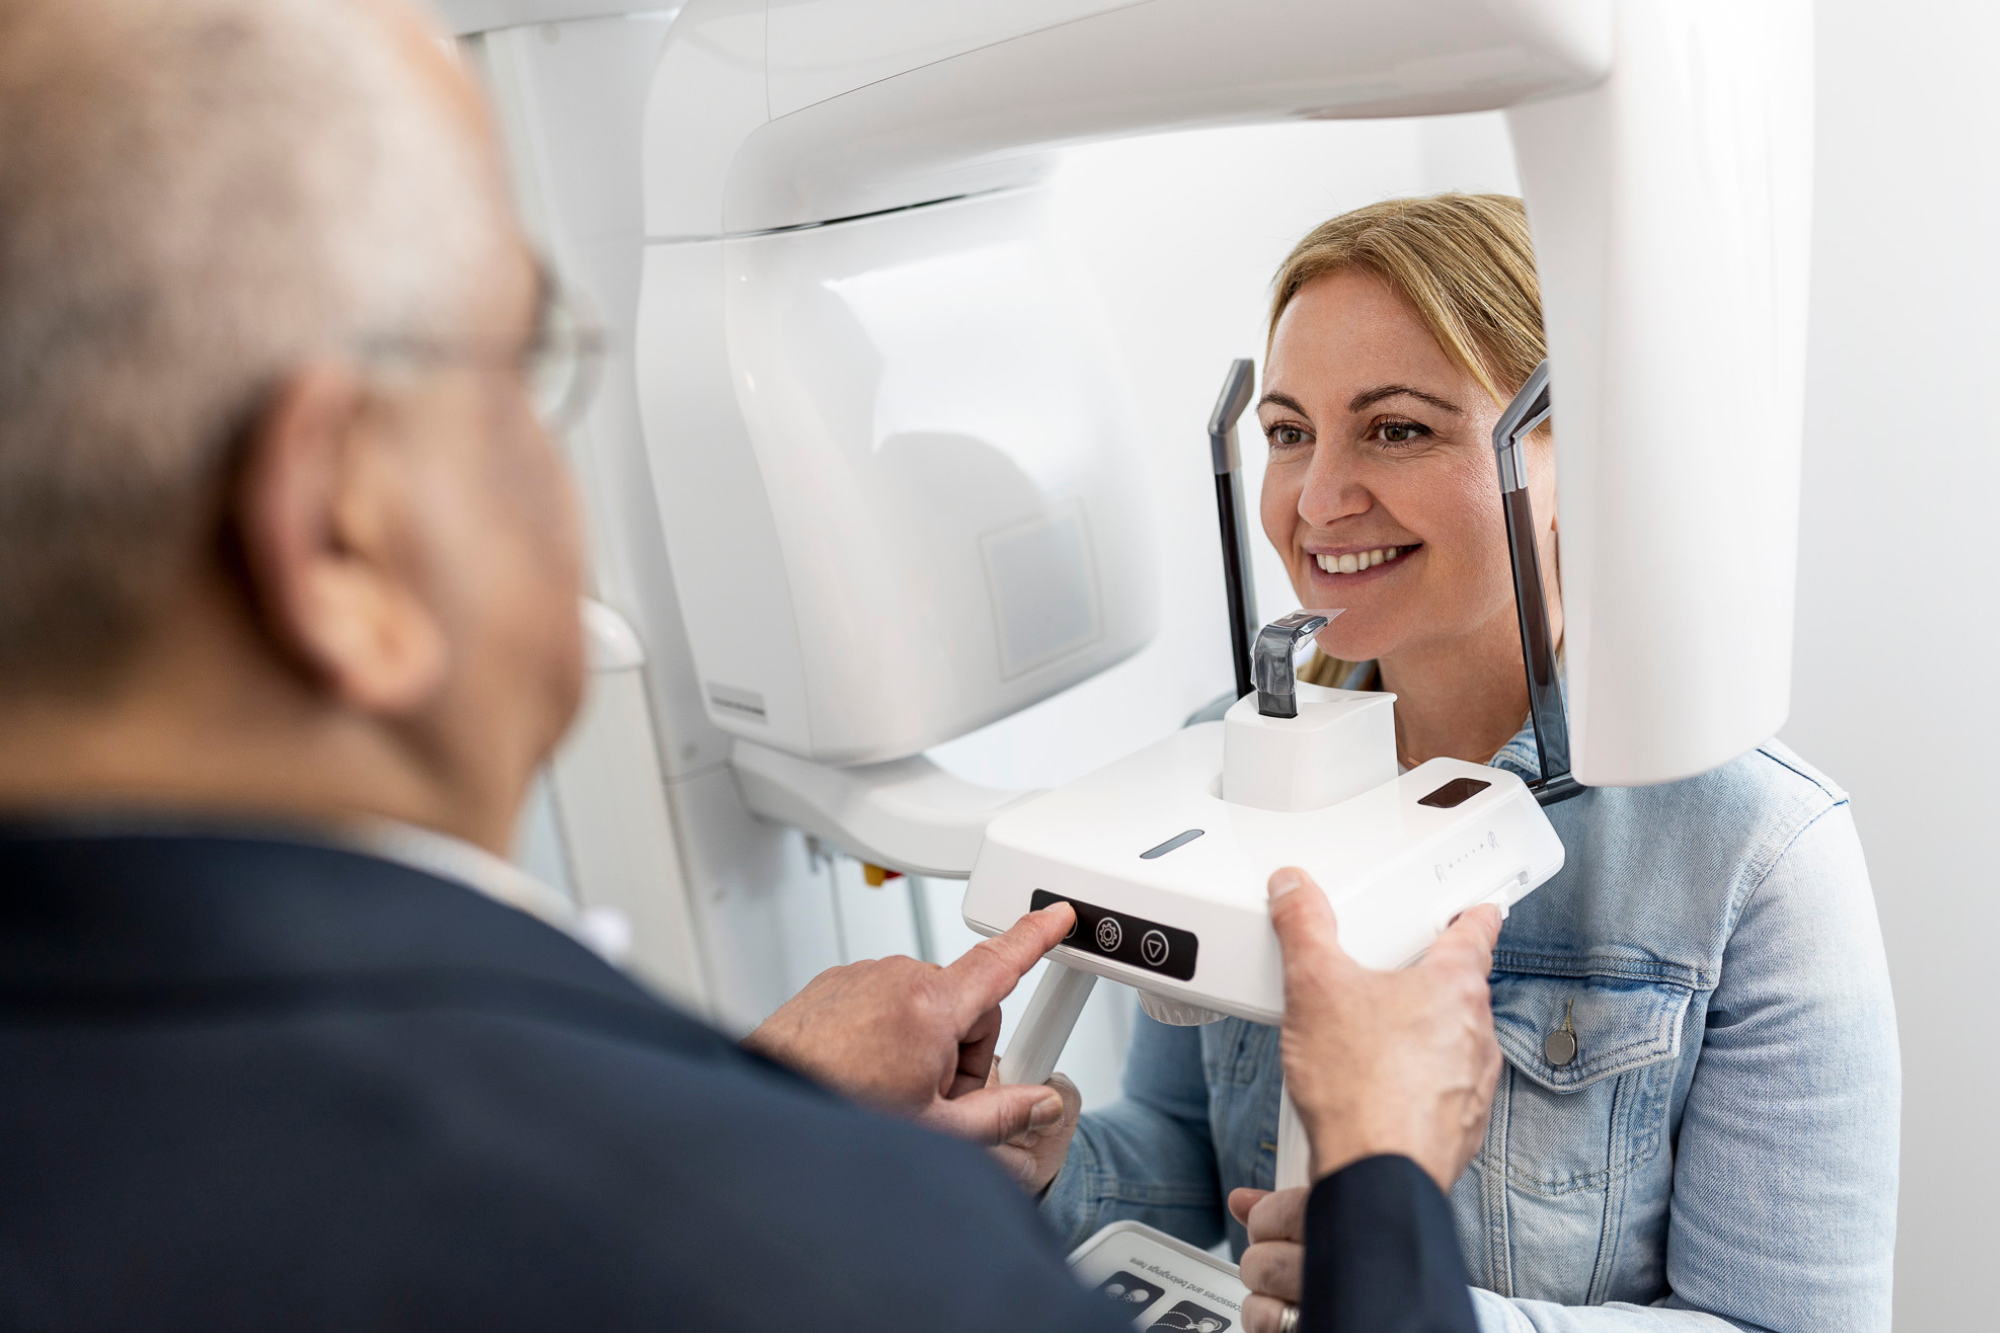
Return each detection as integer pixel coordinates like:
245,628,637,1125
1277,1303,1300,1333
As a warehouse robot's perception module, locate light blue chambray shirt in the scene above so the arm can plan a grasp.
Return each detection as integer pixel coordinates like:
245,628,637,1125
1041,683,1901,1332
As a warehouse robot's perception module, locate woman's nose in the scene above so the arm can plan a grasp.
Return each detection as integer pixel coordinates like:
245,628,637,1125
1297,445,1371,527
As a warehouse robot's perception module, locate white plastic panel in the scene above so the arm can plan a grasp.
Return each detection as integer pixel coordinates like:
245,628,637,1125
1508,0,1813,784
766,0,1143,120
640,0,769,239
435,0,657,35
1222,687,1397,814
661,763,839,1034
732,741,1032,878
550,655,714,1015
982,503,1099,679
723,0,1611,233
474,13,741,783
699,186,1157,763
634,239,818,754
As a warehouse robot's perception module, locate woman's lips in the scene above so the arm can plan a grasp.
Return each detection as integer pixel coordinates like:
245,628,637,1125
1303,542,1421,589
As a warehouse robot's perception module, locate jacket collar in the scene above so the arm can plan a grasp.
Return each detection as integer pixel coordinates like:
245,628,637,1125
0,822,649,1008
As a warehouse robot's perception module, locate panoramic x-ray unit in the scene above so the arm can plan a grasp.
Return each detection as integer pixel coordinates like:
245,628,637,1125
968,358,1574,1187
439,0,1811,1199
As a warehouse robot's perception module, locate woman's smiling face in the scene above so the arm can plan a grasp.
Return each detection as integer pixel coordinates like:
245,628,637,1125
1258,267,1556,667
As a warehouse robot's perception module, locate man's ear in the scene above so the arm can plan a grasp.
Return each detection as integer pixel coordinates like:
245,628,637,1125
232,364,449,715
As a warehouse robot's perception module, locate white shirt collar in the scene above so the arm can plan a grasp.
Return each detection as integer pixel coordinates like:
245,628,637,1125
344,819,579,929
336,819,631,964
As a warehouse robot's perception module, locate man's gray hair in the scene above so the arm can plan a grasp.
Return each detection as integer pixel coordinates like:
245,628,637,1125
0,0,512,690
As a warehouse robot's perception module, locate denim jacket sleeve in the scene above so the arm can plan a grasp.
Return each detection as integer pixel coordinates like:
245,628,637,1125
1041,1010,1225,1253
1468,800,1901,1333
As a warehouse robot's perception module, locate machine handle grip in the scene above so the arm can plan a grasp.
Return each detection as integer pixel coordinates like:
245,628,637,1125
996,960,1097,1087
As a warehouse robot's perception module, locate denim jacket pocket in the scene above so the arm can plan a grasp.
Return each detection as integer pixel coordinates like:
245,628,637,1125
1482,969,1696,1196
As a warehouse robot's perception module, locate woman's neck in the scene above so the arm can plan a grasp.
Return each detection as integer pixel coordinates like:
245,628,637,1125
1377,608,1533,768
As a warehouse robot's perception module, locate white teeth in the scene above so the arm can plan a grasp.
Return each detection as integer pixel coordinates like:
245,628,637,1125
1316,546,1408,574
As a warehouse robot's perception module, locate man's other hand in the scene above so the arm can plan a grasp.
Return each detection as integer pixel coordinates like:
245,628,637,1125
1228,1186,1306,1333
1268,867,1504,1192
744,902,1078,1152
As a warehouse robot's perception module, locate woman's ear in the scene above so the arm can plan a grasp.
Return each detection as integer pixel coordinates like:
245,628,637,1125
230,363,450,716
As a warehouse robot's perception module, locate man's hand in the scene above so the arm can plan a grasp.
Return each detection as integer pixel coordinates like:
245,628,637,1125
744,902,1077,1150
1269,867,1504,1192
984,1062,1081,1193
1228,1186,1306,1333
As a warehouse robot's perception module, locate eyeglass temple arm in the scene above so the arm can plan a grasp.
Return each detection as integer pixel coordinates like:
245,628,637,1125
1492,359,1583,806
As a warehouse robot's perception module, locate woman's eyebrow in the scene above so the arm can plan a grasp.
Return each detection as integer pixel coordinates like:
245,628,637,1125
1348,384,1463,415
1256,391,1311,416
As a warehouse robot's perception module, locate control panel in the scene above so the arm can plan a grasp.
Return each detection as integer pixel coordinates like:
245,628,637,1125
1031,889,1198,982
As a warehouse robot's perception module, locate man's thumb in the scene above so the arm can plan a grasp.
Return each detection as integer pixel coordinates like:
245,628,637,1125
928,1076,1075,1146
1426,902,1503,975
1268,867,1350,979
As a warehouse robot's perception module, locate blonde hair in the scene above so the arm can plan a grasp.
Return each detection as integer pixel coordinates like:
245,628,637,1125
1270,194,1549,691
1267,193,1544,406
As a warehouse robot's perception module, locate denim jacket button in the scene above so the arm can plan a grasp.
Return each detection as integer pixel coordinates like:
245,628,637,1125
1544,1028,1579,1066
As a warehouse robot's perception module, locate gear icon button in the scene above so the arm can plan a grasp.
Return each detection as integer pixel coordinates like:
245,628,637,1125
1094,916,1123,953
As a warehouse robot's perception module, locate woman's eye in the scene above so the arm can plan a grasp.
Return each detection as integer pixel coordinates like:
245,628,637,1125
1268,424,1309,449
1374,420,1431,446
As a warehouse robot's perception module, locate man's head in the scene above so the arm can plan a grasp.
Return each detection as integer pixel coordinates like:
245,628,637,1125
0,0,586,851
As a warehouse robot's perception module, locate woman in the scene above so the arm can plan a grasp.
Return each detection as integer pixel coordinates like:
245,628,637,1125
1028,196,1900,1332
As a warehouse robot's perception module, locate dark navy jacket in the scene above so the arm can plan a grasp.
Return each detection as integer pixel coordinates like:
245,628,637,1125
0,828,1474,1332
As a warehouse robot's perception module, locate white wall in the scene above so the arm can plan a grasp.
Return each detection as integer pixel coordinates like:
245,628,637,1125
1785,3,2000,1326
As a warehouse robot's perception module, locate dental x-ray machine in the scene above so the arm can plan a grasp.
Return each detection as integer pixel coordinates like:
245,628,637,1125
438,0,1811,1187
966,358,1576,1188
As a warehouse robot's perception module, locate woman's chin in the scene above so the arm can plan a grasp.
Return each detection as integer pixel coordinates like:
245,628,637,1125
1312,625,1400,665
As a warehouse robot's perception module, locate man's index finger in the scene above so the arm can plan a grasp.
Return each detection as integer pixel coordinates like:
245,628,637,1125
942,904,1074,1024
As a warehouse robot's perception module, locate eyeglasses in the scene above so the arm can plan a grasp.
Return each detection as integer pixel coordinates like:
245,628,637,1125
355,262,607,435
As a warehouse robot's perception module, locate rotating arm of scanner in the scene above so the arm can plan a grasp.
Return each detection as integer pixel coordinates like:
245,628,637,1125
731,740,1037,878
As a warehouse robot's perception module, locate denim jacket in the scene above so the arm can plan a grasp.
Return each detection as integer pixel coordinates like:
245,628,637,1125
1042,710,1901,1333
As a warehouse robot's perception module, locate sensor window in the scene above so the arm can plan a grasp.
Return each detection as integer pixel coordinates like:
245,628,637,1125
1139,829,1204,860
1418,777,1491,809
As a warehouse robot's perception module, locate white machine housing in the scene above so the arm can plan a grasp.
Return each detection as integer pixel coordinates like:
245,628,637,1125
1222,687,1397,815
965,680,1564,1023
641,183,1159,765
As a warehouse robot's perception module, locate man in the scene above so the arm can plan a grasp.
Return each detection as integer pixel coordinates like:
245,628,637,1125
0,1,1503,1329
